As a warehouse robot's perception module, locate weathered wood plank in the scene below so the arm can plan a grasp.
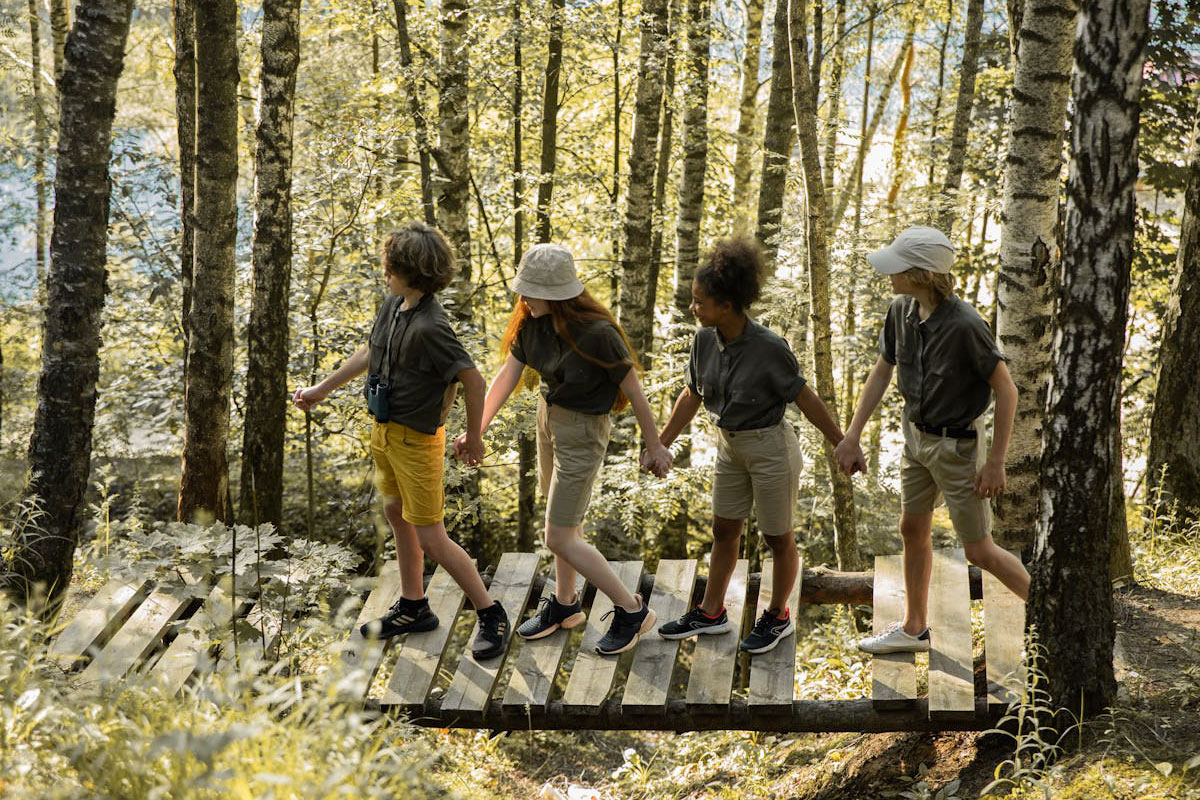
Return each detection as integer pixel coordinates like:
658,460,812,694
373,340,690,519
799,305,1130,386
748,557,803,708
380,566,465,708
49,575,152,668
500,572,586,712
983,566,1026,709
149,583,249,694
686,559,749,708
560,562,645,712
871,554,918,709
928,548,975,717
441,552,539,715
340,560,403,696
79,583,195,683
622,559,698,712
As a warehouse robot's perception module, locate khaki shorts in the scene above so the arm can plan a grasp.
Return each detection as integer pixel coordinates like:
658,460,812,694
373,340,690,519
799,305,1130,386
712,419,803,537
371,421,446,526
537,397,612,528
899,416,990,543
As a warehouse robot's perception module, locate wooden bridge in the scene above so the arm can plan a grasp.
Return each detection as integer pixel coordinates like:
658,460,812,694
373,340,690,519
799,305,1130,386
48,550,1026,734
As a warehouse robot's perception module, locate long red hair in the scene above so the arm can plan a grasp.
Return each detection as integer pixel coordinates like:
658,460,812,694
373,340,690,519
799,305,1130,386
500,290,640,412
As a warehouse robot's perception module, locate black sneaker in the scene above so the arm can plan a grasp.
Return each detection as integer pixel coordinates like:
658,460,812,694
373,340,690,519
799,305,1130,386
740,608,795,654
595,595,657,655
517,593,586,640
471,601,511,661
359,596,439,639
657,606,733,640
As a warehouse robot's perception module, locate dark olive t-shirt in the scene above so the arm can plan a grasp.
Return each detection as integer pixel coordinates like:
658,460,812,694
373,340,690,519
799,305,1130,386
510,315,633,414
364,293,475,434
687,318,807,431
877,294,1006,429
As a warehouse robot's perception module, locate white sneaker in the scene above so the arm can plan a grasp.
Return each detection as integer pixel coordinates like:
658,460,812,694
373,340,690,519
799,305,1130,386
857,621,931,654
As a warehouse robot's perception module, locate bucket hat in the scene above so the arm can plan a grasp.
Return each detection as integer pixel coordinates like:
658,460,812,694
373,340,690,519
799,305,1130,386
867,226,955,275
513,244,585,301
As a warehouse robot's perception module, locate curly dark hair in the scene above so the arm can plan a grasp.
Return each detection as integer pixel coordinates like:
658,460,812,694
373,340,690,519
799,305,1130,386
694,236,764,313
381,221,457,294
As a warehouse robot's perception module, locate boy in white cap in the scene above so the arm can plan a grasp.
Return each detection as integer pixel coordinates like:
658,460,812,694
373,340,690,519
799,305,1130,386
835,226,1029,654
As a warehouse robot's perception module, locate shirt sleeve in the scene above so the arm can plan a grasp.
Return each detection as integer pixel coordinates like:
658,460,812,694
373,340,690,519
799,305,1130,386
596,324,634,384
510,323,528,365
687,336,701,394
963,314,1007,382
422,318,477,383
878,301,898,365
770,339,807,401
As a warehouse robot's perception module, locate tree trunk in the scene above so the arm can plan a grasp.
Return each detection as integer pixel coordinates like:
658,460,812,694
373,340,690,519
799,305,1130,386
618,0,669,356
239,0,300,528
179,0,239,523
1109,414,1132,584
437,0,472,283
1147,105,1200,518
535,0,565,243
754,0,795,275
28,0,48,305
731,0,764,232
610,0,624,300
884,40,914,225
788,0,860,572
925,0,953,186
1027,0,1149,717
992,0,1078,550
13,0,134,606
934,0,985,235
649,0,679,276
673,0,709,311
394,0,435,225
820,0,846,220
174,0,196,367
49,0,68,85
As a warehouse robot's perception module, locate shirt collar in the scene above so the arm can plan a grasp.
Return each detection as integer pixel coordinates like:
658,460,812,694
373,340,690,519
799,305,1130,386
716,316,761,351
904,295,957,333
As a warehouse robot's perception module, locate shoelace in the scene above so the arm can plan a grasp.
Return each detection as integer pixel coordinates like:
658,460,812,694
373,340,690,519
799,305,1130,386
753,610,781,633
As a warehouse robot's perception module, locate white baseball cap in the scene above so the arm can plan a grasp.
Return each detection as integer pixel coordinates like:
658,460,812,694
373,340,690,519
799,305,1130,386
867,226,955,275
513,243,586,301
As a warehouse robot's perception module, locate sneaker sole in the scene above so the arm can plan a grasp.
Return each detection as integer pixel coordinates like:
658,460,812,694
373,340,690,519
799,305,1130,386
740,620,795,654
657,620,733,640
595,609,658,656
857,641,931,655
517,611,587,641
359,616,440,639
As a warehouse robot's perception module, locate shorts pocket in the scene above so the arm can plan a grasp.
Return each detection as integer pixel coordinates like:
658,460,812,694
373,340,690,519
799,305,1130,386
950,436,977,462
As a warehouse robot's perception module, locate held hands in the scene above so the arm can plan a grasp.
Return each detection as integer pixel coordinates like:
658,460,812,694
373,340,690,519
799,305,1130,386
452,433,485,467
640,443,673,479
833,437,868,476
292,385,328,412
974,458,1006,498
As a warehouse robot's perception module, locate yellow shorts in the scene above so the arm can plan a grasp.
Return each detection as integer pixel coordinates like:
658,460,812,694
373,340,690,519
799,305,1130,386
370,421,446,526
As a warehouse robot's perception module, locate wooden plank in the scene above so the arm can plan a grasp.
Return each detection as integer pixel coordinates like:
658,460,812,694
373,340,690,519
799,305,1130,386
79,583,195,684
441,552,539,715
49,576,152,668
748,557,803,708
149,583,248,694
500,572,586,712
340,560,403,696
983,567,1026,709
622,559,698,712
686,559,749,708
380,566,465,708
928,548,975,717
559,562,645,712
871,554,918,709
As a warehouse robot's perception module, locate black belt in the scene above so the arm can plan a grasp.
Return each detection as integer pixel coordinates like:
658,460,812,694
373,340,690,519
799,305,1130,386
913,421,977,439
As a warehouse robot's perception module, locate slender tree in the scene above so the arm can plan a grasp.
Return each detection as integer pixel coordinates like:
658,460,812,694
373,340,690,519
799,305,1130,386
993,0,1078,550
50,0,68,85
174,0,196,366
240,0,301,528
394,0,435,224
28,0,48,304
673,0,710,312
12,0,135,605
1028,0,1149,715
820,0,846,216
535,0,566,243
649,0,680,276
754,0,795,275
935,0,985,235
178,0,239,522
512,0,536,552
925,0,954,185
437,0,472,283
884,40,914,226
731,0,765,231
610,0,624,297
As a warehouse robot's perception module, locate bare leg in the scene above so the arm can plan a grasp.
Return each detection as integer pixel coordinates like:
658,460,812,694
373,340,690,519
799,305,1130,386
900,511,934,635
414,521,493,611
701,515,745,616
545,523,639,611
763,532,799,613
964,536,1030,601
553,552,579,604
384,498,425,601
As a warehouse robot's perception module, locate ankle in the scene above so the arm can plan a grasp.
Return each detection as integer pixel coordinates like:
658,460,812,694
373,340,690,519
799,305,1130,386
903,621,926,636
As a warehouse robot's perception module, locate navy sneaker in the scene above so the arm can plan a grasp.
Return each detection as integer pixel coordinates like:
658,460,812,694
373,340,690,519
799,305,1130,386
595,595,657,655
517,593,587,640
359,596,439,639
471,601,511,661
657,606,733,640
739,608,795,654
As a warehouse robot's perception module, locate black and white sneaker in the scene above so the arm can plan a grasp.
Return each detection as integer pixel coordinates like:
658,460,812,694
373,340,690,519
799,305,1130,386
657,606,733,640
739,608,795,654
595,595,657,655
471,601,511,661
359,596,439,639
517,593,587,640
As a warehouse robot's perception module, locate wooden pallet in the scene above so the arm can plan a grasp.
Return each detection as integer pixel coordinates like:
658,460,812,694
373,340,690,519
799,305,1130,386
48,549,1025,733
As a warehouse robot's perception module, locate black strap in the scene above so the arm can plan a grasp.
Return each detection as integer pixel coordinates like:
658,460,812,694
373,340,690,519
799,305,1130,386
913,421,977,439
380,300,418,385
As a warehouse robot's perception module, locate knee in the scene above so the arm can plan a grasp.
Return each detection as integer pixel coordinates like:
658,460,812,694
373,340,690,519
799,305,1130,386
415,526,447,555
712,517,744,542
899,517,930,544
963,540,995,570
544,524,576,554
763,533,796,555
384,499,404,521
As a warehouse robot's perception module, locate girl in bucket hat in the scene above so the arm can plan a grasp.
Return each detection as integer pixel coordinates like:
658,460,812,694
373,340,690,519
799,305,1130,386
453,244,670,655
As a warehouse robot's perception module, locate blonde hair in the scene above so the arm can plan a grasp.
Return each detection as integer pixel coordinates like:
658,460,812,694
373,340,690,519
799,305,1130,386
902,268,955,304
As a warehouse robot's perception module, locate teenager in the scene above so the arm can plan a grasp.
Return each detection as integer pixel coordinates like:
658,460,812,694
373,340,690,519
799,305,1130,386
293,221,511,661
834,226,1030,654
654,237,850,655
454,243,670,655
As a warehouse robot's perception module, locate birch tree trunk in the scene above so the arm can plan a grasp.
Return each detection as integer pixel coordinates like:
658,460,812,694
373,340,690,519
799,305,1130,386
992,0,1078,550
50,0,68,85
673,0,709,310
1147,104,1200,518
174,0,196,366
240,0,300,528
788,0,860,572
754,0,794,275
535,0,565,243
1028,0,1149,716
820,0,846,217
12,0,134,605
935,0,985,235
28,0,48,305
394,0,435,224
731,0,764,232
649,0,679,276
884,42,914,226
438,0,472,283
179,0,239,523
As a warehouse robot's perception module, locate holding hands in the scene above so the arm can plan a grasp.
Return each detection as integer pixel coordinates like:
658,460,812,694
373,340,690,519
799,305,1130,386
834,436,868,477
640,443,673,479
451,433,485,468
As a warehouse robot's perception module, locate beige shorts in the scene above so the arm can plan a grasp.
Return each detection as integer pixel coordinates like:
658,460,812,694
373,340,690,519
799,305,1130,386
536,397,612,528
712,419,803,537
900,416,990,543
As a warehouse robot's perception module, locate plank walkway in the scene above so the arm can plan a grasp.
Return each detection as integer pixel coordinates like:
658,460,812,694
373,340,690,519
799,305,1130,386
49,549,1024,733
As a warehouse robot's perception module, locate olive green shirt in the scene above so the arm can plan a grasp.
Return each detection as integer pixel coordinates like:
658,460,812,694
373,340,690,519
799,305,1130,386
510,315,633,414
364,293,475,434
687,318,807,431
877,294,1006,429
